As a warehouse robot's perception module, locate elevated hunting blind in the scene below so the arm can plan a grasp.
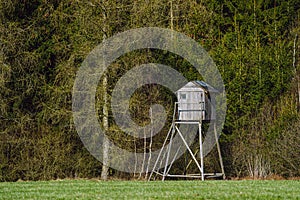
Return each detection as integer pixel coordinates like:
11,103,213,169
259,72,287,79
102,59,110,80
176,81,218,121
149,81,225,181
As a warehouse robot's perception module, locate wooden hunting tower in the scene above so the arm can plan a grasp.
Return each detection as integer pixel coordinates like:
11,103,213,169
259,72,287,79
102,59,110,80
149,81,225,181
176,81,218,121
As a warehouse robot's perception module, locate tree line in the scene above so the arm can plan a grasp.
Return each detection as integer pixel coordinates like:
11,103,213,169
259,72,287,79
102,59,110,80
0,0,299,181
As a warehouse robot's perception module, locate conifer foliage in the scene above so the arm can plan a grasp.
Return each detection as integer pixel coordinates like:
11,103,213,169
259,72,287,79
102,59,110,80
0,0,299,180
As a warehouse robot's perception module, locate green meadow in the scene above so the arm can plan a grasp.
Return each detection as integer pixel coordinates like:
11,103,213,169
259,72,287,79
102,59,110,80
0,180,299,200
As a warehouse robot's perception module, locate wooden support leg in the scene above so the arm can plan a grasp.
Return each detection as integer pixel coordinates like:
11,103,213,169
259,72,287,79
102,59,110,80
199,122,204,181
214,122,225,179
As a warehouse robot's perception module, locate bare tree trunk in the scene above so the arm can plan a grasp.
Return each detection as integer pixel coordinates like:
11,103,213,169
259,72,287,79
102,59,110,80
170,0,174,31
145,107,153,179
293,34,299,110
133,137,137,178
139,128,147,179
101,73,110,180
101,1,109,180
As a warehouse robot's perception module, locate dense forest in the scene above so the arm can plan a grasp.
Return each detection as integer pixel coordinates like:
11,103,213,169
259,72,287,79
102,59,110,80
0,0,299,181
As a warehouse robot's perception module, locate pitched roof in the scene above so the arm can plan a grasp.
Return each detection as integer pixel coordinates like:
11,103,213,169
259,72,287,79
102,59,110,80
192,81,219,93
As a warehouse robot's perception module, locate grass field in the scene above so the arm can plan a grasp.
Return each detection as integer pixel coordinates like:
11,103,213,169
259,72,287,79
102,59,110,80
0,179,299,199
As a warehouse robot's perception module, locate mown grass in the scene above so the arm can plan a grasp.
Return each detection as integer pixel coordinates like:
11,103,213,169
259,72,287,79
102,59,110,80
0,179,299,199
